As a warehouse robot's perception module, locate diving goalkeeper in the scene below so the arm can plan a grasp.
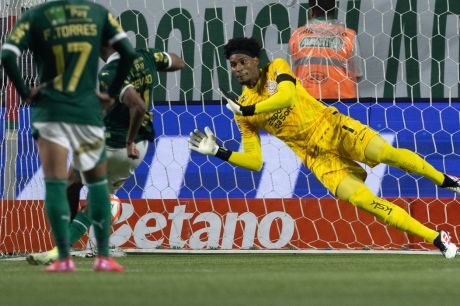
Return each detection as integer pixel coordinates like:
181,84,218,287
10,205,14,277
189,37,460,258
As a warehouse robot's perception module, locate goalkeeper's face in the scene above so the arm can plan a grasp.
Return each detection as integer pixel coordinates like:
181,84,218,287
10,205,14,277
229,54,260,87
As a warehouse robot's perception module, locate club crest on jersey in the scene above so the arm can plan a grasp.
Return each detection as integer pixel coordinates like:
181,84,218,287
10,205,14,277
266,80,277,95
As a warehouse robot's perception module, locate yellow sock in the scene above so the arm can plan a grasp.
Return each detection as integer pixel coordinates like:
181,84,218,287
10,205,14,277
348,185,438,242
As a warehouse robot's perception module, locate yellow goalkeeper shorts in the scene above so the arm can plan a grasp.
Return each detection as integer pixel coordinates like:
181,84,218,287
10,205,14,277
305,108,379,195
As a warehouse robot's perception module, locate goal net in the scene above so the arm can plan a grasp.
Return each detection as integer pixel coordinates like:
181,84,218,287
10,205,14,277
1,0,459,256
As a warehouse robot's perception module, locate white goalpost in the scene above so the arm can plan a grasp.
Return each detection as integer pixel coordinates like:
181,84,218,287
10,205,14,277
1,0,459,257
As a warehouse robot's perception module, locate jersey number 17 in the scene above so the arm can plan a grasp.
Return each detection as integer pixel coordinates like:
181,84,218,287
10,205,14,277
51,42,92,92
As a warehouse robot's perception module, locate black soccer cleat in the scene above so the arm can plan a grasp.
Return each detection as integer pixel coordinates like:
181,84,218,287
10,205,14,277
441,174,460,195
433,230,457,259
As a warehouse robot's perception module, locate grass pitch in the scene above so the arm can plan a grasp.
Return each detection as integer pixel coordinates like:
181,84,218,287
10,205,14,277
1,254,459,306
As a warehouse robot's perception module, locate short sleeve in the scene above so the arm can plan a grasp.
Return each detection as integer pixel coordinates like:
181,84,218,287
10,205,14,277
102,11,127,46
4,11,32,54
148,48,171,70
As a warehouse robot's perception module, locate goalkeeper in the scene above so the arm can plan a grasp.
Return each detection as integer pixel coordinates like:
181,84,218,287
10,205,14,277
27,44,185,265
189,37,460,259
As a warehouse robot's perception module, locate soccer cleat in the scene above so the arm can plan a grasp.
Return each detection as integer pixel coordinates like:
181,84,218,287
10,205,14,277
43,257,76,272
441,174,460,195
93,256,124,272
433,230,458,259
26,247,59,266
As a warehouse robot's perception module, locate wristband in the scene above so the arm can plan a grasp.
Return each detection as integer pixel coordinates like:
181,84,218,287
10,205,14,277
215,146,232,161
241,104,256,116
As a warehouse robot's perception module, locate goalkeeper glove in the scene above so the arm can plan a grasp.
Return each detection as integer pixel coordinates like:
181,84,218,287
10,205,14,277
218,89,255,116
189,126,231,161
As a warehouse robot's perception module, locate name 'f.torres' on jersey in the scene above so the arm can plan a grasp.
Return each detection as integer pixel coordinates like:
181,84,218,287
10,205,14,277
2,0,128,126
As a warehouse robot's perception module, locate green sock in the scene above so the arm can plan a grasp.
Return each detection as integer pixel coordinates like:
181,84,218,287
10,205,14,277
69,211,92,246
45,179,70,259
87,178,111,257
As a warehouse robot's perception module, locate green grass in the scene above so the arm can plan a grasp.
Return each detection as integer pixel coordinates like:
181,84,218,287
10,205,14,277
1,254,459,306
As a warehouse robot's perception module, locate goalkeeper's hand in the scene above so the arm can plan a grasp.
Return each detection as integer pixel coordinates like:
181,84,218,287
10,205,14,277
218,88,255,116
189,126,219,156
219,88,243,116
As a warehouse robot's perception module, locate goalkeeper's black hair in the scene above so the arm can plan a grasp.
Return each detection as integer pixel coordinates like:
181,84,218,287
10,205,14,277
223,37,262,59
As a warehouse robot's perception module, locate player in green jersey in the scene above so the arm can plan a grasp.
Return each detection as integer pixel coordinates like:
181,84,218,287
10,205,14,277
26,43,185,265
1,1,136,272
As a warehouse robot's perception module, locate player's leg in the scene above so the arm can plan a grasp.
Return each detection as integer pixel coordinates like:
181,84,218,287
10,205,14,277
336,113,460,193
68,169,84,220
336,174,457,258
83,162,123,272
105,140,149,192
82,161,114,264
65,169,93,249
28,141,149,266
68,205,92,250
68,123,123,271
82,145,129,272
65,166,107,258
73,140,148,247
28,140,148,267
364,134,460,193
27,169,89,266
34,135,75,272
65,140,144,256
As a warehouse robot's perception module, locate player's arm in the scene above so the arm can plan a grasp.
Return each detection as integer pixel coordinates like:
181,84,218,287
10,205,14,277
228,132,263,171
99,66,145,159
166,53,185,71
103,12,136,98
1,50,30,99
108,39,136,98
189,120,263,172
222,58,298,116
150,49,185,72
0,13,33,101
120,85,147,159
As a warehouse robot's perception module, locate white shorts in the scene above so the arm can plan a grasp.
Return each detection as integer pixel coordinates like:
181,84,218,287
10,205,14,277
105,140,149,193
32,122,105,172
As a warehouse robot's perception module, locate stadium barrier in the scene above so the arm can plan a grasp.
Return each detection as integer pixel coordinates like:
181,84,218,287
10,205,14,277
1,198,459,254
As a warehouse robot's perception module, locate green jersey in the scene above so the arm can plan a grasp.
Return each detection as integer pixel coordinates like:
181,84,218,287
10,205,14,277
3,0,127,126
99,48,169,148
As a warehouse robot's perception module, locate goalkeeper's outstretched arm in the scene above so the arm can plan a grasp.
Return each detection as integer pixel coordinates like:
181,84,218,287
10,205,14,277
220,79,296,117
189,127,262,171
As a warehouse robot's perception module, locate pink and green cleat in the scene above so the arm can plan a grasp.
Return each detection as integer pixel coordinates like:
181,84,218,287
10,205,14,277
43,257,76,272
93,256,124,272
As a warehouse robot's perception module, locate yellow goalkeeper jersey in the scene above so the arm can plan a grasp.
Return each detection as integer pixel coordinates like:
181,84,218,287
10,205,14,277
233,58,378,193
235,58,330,162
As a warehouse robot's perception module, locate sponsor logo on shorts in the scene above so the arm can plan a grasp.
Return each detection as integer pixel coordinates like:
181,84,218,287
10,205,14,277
75,139,103,155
